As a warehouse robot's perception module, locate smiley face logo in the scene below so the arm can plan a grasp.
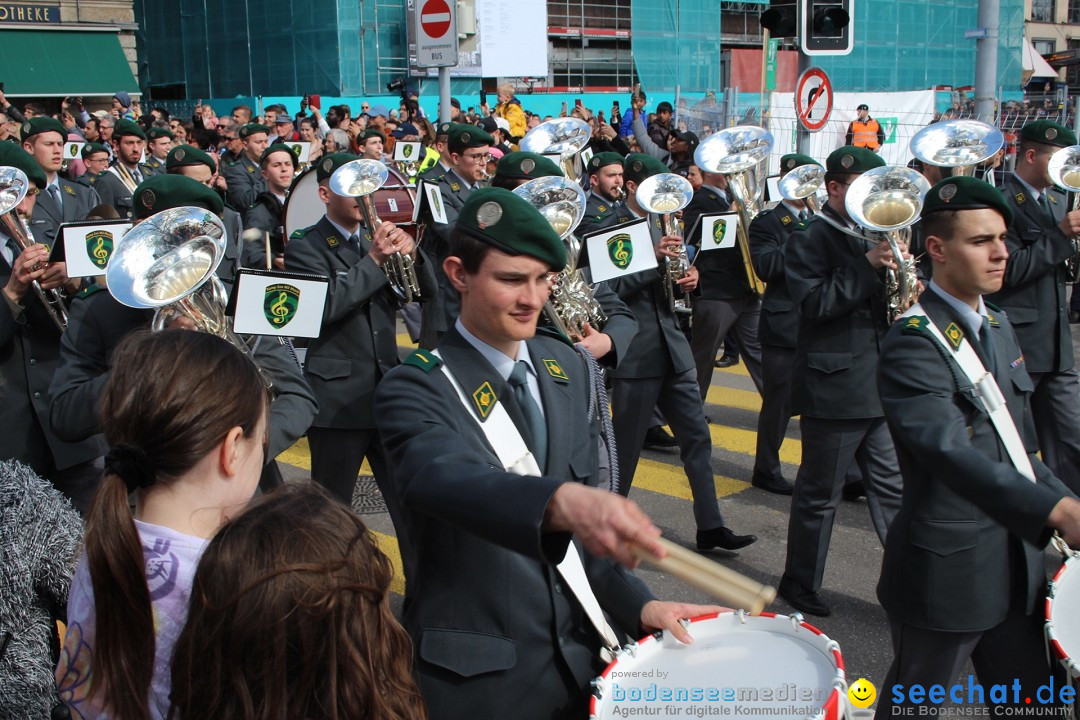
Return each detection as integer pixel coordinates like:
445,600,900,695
848,678,876,709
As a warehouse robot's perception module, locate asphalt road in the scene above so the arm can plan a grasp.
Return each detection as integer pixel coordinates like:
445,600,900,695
275,325,1080,709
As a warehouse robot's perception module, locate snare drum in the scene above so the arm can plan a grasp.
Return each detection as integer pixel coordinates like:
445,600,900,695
590,612,846,720
1046,552,1080,677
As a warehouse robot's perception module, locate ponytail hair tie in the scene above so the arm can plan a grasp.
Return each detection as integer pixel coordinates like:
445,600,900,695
104,443,157,492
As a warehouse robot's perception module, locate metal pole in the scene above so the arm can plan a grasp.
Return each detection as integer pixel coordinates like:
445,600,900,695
974,0,999,121
438,66,451,123
797,50,811,154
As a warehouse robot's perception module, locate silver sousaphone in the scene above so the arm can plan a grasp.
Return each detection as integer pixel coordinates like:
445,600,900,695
910,119,1004,181
512,175,605,339
778,162,826,215
635,172,695,314
844,166,931,322
520,117,592,182
1048,144,1080,283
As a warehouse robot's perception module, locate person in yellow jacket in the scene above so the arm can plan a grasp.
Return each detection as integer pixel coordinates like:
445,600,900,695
484,83,527,142
845,103,885,152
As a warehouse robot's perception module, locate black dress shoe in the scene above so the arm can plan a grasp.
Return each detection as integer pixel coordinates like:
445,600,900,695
714,354,740,369
842,481,866,501
696,526,757,551
643,426,678,449
751,474,794,496
778,576,831,617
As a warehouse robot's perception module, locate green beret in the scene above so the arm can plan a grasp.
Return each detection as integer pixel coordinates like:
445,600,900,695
780,153,821,173
587,152,624,174
166,144,216,173
113,118,147,140
20,116,66,142
239,123,271,139
316,152,359,182
623,153,669,185
0,142,47,189
825,145,885,175
448,124,494,154
362,129,386,143
495,151,563,181
147,126,175,141
1020,119,1077,148
81,142,110,159
921,175,1013,227
261,143,298,167
456,187,566,271
436,121,455,137
133,174,224,219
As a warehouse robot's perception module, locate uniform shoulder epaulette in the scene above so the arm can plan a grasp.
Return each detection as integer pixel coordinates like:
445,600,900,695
535,324,575,347
75,283,106,300
794,217,811,230
900,314,929,336
289,225,314,240
403,349,442,372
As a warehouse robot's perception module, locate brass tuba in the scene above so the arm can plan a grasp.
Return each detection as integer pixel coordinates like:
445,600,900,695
330,158,422,303
910,119,1004,180
0,166,69,331
512,175,605,339
520,117,592,182
1047,144,1080,283
844,166,931,322
778,162,826,215
694,126,773,296
635,171,695,314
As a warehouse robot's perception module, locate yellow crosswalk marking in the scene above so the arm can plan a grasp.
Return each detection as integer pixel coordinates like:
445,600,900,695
631,458,748,499
705,384,761,412
373,530,405,595
706,423,802,466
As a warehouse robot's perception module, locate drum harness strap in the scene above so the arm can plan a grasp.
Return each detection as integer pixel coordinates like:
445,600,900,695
900,304,1035,482
433,349,623,662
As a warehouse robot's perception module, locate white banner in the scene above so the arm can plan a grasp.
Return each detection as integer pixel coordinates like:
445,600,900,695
393,141,422,162
287,142,311,163
767,90,937,172
63,142,84,162
231,270,329,338
583,217,658,283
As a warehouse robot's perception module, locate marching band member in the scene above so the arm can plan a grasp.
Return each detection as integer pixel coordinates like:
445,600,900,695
243,143,297,269
779,146,903,617
94,119,149,218
222,122,270,211
375,187,719,720
22,117,101,246
875,177,1080,716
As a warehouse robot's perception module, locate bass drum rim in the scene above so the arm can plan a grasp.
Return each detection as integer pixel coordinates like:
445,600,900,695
282,165,324,240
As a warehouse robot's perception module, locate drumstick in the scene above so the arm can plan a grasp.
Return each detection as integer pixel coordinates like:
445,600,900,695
264,231,272,270
632,537,777,615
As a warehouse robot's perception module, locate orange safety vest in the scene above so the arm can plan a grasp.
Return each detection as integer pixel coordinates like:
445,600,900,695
851,119,881,149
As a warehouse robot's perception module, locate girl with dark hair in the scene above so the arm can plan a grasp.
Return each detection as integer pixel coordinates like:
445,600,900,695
169,483,426,720
55,329,269,720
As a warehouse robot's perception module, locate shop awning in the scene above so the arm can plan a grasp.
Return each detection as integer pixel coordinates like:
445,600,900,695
0,29,139,97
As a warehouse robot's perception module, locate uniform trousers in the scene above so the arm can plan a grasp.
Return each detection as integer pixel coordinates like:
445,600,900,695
783,416,902,592
874,607,1065,719
1029,368,1080,495
611,368,724,531
753,344,795,484
689,296,764,401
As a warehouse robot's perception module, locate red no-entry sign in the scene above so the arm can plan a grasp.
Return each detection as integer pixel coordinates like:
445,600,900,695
795,67,834,132
421,0,452,39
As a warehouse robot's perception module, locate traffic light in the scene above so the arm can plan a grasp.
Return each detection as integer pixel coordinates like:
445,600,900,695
801,0,853,56
760,1,797,38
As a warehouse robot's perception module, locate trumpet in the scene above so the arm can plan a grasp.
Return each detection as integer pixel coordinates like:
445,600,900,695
694,126,773,297
778,163,826,215
330,159,422,303
1047,144,1080,284
512,175,605,339
635,172,695,314
520,117,592,182
909,119,1004,181
0,166,68,332
844,166,931,322
105,206,271,388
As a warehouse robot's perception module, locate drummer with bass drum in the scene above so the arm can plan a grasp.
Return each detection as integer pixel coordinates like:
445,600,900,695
875,177,1080,717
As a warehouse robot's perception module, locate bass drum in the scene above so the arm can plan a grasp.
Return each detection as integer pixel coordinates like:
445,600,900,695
282,166,324,239
373,164,419,239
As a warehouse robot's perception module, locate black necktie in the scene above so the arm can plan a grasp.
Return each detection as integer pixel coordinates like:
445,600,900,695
979,316,996,373
348,233,361,252
508,360,547,470
48,184,61,208
1039,193,1054,224
4,235,18,266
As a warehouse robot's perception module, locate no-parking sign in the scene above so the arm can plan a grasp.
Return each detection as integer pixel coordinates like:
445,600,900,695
795,67,834,132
